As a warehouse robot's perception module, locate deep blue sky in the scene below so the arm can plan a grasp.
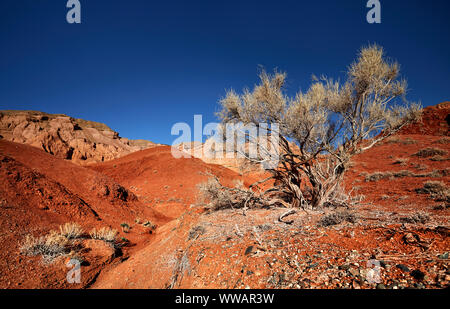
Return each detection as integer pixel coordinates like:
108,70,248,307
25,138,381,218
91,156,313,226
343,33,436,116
1,0,449,144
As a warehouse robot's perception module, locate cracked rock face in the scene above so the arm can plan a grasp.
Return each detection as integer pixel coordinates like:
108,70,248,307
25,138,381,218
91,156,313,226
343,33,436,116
0,110,157,165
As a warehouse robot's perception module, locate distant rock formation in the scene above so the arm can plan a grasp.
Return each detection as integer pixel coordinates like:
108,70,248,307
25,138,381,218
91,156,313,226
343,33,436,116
0,110,158,165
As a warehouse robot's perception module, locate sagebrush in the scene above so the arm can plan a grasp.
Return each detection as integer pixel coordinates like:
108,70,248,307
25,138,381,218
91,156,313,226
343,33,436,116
89,227,118,243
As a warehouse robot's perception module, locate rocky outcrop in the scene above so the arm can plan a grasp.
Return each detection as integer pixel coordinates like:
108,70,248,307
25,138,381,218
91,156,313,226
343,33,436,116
0,110,157,165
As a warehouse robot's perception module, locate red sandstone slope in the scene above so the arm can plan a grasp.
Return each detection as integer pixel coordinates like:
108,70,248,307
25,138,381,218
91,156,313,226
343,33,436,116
399,101,449,136
0,140,166,288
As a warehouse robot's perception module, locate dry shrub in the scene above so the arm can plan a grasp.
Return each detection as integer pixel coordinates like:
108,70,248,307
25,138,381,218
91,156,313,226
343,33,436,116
89,227,118,243
427,169,444,178
400,212,430,224
197,172,289,211
412,163,428,171
413,148,447,158
317,211,357,227
432,204,449,210
120,223,130,233
363,171,390,182
59,222,83,239
143,221,157,231
66,250,85,264
415,181,450,202
20,231,69,263
364,169,446,182
198,177,238,211
364,170,412,181
394,170,414,178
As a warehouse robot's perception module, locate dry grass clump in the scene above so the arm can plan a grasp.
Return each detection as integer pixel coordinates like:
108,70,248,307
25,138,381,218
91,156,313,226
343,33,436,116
197,173,293,211
317,211,357,227
89,227,118,243
433,137,450,145
20,231,70,263
400,212,430,224
197,176,271,211
415,181,450,202
364,169,446,182
412,163,428,171
418,181,446,193
59,222,84,239
363,171,392,182
413,148,447,158
216,45,421,209
427,169,447,177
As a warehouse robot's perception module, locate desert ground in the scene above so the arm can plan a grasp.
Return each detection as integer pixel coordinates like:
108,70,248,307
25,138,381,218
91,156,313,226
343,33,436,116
0,103,448,289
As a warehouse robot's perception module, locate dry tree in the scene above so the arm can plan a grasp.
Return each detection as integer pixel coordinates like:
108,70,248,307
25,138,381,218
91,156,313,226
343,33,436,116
209,45,421,210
